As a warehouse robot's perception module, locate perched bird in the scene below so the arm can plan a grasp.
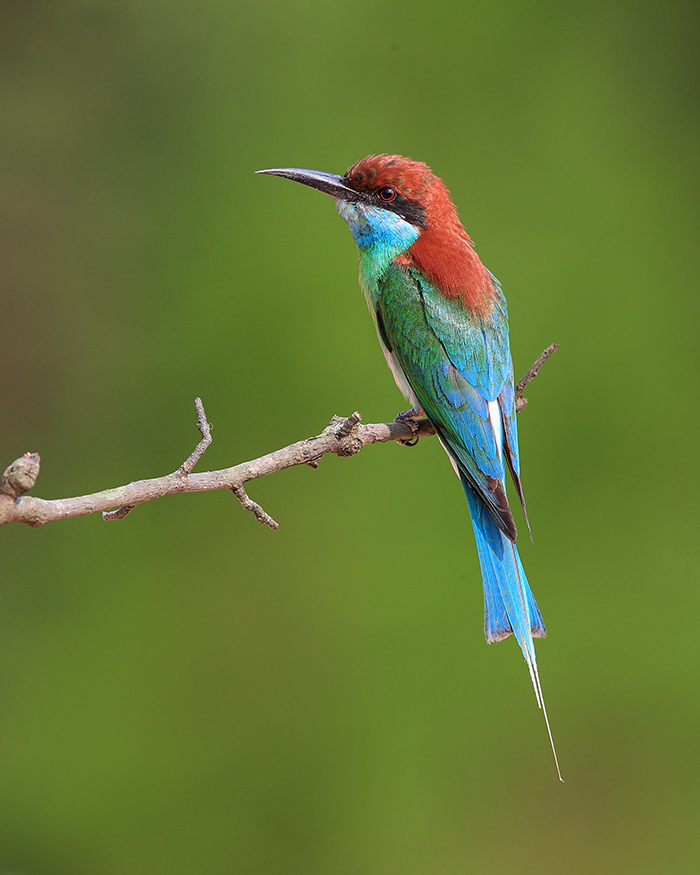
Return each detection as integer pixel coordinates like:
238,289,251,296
257,155,561,779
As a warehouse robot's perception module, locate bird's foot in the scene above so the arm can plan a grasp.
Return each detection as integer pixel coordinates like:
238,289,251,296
395,407,425,447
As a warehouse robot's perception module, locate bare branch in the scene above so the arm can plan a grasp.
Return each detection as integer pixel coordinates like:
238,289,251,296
179,397,212,475
0,346,557,530
232,485,279,530
101,397,213,523
515,342,559,412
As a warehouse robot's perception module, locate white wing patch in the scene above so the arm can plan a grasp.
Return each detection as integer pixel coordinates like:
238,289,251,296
487,399,503,461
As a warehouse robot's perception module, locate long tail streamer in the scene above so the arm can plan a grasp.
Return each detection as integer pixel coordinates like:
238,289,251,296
463,484,563,781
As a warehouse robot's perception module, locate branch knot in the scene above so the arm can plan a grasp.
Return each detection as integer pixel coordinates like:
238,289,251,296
328,412,364,456
1,453,41,498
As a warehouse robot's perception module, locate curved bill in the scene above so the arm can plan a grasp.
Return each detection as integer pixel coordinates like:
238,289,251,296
255,167,363,203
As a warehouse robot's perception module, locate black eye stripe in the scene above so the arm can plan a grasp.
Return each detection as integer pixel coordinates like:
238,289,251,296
373,188,427,229
339,176,427,229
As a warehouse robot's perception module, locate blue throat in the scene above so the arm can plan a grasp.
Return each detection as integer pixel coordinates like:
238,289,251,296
336,200,420,278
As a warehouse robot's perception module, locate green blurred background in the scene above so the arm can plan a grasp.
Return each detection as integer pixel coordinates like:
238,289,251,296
1,1,699,872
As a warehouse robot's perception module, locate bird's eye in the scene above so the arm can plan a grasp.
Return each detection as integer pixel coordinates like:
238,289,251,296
379,187,396,202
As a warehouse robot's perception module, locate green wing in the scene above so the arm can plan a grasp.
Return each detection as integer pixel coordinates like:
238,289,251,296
376,264,524,538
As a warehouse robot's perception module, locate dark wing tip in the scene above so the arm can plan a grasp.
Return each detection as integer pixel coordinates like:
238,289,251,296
489,478,518,542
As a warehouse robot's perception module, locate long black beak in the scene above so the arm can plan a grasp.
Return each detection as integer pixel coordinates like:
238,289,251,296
255,167,364,204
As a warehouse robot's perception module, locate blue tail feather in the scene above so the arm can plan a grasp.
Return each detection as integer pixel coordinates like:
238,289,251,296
462,479,562,780
462,481,545,646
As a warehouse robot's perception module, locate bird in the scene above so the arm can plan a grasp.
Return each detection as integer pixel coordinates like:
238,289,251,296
257,155,561,780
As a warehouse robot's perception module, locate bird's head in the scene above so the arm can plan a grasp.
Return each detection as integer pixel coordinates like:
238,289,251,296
257,155,498,313
257,154,447,230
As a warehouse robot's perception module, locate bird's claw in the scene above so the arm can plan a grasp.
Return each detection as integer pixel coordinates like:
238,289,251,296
395,407,424,447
